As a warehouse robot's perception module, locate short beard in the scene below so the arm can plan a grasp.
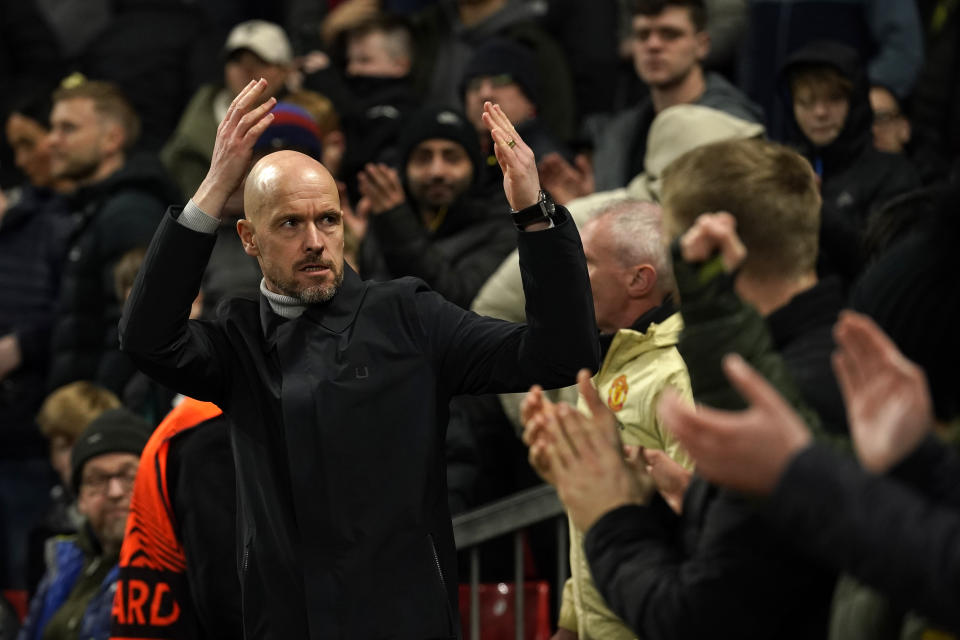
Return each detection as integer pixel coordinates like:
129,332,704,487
296,269,344,304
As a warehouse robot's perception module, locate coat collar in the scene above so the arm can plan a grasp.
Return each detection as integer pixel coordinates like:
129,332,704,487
260,263,368,346
767,277,844,351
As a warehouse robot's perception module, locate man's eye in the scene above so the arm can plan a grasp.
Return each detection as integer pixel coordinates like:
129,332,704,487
282,218,298,227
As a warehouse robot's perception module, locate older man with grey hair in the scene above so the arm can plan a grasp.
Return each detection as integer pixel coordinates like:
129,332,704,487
547,198,693,640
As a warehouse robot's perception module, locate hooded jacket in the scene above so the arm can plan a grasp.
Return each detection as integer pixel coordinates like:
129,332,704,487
780,42,920,283
560,310,693,640
740,0,923,141
47,152,179,393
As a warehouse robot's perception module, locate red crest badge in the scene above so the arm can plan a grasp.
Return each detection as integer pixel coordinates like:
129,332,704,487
607,375,629,412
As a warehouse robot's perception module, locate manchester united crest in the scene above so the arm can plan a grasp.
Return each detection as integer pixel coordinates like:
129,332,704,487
607,375,629,412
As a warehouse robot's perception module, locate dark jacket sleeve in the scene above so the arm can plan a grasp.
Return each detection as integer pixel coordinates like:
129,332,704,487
864,0,923,99
168,418,243,639
766,443,960,632
583,490,801,639
888,436,960,510
370,202,516,309
119,208,232,405
414,206,599,395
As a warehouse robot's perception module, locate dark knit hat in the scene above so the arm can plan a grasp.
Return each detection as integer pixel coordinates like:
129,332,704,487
396,106,483,179
460,38,539,105
70,407,151,491
254,102,322,159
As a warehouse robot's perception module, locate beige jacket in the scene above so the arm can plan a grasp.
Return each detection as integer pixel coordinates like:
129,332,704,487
557,312,693,639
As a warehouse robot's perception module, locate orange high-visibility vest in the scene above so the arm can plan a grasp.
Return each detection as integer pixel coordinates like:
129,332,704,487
110,398,222,640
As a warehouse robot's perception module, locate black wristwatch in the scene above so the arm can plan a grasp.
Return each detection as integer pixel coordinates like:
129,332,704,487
510,189,556,230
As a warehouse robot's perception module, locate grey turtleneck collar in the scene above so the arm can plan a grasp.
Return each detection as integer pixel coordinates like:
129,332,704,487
260,280,306,319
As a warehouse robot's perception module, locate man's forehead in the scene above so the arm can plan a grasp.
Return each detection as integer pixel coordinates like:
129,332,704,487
414,138,465,154
84,451,140,472
52,97,95,118
634,7,695,30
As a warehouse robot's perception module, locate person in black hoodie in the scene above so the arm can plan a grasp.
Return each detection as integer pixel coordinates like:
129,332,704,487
355,105,516,309
780,41,920,285
46,79,181,394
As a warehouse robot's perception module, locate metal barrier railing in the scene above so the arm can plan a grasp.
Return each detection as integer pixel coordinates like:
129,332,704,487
452,484,568,640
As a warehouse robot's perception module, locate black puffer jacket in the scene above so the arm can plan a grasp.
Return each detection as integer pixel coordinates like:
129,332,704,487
48,152,180,393
0,187,72,458
362,194,517,310
780,42,920,284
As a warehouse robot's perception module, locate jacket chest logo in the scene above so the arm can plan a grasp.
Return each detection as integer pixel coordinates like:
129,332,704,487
607,375,629,412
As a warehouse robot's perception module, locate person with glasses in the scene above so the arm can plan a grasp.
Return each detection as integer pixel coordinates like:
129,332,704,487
18,408,150,640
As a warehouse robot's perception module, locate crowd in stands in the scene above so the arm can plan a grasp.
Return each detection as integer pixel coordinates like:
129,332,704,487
0,0,958,638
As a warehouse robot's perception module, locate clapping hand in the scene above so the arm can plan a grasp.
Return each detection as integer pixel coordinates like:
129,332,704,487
481,101,541,213
357,163,406,215
524,370,656,532
640,448,692,514
538,153,594,205
832,311,934,473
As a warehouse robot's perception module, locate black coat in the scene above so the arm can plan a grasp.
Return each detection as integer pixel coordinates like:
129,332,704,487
48,153,178,393
362,195,516,309
767,277,848,435
120,206,598,639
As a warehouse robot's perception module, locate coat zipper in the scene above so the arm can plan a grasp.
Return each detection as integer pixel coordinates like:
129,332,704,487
428,533,446,590
428,533,456,636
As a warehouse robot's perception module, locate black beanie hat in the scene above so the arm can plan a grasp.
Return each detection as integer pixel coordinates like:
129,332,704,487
461,38,539,106
70,407,151,491
396,106,483,179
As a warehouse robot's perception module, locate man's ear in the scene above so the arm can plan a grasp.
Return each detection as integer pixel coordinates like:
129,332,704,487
900,118,912,146
628,264,657,298
99,120,126,156
237,218,260,257
695,30,710,62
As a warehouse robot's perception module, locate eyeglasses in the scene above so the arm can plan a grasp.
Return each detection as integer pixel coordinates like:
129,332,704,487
80,467,138,495
873,110,903,125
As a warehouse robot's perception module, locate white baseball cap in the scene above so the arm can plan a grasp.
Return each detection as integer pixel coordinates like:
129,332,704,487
224,20,293,66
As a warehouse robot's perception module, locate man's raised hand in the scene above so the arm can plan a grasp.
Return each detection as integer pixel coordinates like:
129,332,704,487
193,78,277,216
679,212,747,272
481,101,540,212
832,311,934,473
